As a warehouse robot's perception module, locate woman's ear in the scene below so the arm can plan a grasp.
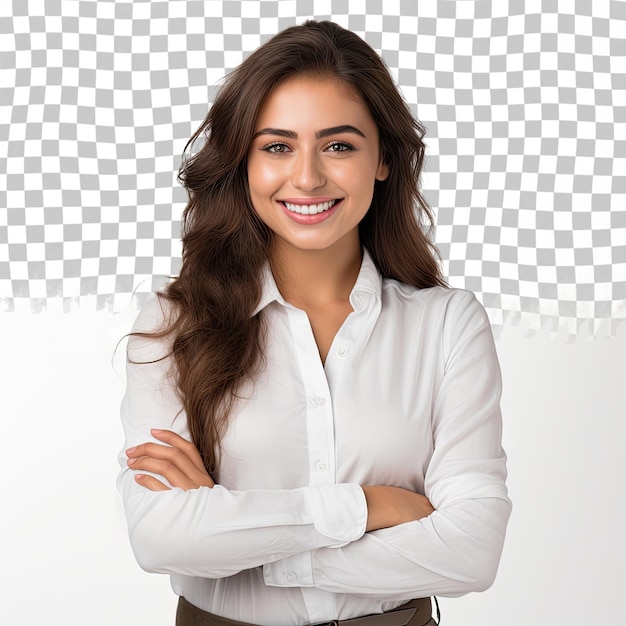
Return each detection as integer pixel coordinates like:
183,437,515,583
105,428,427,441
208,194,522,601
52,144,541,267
376,161,389,181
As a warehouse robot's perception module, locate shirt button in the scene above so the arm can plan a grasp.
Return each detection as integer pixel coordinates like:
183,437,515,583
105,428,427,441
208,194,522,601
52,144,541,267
337,347,348,357
317,460,328,471
268,554,277,563
316,396,326,406
285,571,297,583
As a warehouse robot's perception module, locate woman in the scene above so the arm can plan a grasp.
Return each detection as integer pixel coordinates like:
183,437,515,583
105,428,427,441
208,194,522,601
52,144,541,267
118,20,511,626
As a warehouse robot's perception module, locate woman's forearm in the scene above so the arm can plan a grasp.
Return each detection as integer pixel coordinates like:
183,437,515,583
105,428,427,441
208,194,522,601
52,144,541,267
361,485,435,531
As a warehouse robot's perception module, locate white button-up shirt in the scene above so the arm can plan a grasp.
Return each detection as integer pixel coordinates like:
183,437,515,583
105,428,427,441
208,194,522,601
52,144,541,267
117,250,511,626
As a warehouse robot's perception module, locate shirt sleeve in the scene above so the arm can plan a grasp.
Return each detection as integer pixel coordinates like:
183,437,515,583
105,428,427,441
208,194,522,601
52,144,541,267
117,295,368,578
263,290,512,597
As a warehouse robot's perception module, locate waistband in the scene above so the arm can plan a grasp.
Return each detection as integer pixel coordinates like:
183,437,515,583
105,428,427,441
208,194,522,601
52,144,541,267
176,597,434,626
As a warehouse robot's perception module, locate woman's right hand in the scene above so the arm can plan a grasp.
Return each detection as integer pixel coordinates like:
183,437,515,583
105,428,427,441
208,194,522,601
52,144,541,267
361,485,435,531
126,429,215,492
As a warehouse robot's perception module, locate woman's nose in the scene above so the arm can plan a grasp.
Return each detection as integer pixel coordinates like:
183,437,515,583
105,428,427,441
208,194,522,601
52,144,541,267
291,150,326,191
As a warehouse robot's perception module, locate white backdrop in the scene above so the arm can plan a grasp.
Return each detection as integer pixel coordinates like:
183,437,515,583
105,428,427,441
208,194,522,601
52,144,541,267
1,313,625,625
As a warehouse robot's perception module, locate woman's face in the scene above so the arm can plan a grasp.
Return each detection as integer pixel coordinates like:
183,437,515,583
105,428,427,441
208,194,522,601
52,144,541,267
247,75,388,257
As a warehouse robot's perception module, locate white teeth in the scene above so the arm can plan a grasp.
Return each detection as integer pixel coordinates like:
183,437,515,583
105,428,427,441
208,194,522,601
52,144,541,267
283,200,336,215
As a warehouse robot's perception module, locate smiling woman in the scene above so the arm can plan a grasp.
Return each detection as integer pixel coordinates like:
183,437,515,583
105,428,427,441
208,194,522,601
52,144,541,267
118,20,511,626
247,76,388,253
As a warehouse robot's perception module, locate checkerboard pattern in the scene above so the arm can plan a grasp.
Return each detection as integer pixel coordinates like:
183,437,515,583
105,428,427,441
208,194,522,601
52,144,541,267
1,0,625,335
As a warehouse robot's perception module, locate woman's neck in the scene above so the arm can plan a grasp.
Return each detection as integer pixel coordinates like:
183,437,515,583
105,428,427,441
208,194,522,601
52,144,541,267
270,238,363,309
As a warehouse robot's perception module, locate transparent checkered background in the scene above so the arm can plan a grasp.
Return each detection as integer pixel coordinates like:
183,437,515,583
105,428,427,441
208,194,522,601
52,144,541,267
1,0,625,335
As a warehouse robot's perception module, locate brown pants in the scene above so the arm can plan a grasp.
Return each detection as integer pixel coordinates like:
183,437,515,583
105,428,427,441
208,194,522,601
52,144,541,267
176,596,437,626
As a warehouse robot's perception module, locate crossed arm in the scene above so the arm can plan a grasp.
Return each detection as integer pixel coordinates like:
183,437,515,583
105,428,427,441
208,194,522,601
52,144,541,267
125,429,436,532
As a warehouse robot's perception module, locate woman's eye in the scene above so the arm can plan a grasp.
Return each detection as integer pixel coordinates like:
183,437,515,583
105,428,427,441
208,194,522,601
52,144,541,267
326,142,353,152
262,142,290,154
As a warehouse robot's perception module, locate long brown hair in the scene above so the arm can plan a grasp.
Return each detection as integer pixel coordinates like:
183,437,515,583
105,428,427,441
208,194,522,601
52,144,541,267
136,20,446,474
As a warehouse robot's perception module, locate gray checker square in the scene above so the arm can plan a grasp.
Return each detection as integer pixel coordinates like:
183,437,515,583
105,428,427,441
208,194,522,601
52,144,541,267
0,0,625,335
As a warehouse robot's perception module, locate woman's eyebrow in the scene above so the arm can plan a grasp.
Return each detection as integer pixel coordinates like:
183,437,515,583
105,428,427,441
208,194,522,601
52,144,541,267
252,128,297,139
252,125,366,140
316,125,366,139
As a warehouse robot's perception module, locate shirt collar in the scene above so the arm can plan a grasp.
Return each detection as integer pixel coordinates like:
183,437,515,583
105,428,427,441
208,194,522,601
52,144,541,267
349,248,383,312
252,247,383,316
252,264,285,316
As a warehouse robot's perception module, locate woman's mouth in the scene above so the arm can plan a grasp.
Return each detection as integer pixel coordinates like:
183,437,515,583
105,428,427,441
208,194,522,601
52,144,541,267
281,199,341,215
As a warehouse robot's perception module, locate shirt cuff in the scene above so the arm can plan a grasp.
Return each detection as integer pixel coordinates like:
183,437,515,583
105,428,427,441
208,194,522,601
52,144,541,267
303,483,368,544
263,550,315,587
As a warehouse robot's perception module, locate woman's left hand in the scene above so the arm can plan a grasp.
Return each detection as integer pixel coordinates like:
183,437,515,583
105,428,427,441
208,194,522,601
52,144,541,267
126,429,215,492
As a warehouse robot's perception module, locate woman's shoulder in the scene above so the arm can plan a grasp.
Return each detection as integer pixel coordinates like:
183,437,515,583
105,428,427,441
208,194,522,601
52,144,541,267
126,292,177,362
132,292,175,333
381,282,494,366
382,280,490,338
382,280,480,313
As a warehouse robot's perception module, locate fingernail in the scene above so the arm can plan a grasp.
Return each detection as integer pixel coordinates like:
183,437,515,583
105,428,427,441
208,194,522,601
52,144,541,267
151,429,163,435
127,457,136,465
135,474,144,480
126,446,136,455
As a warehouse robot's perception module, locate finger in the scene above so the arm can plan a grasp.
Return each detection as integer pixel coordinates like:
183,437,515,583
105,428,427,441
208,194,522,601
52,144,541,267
126,436,215,489
128,455,201,491
134,473,170,492
150,429,207,473
127,441,206,485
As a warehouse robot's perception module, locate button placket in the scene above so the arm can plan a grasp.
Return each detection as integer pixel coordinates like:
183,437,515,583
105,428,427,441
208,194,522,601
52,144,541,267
285,305,336,486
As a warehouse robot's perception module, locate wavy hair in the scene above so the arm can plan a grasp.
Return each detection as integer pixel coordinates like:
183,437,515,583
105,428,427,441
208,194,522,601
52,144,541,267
137,20,446,474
